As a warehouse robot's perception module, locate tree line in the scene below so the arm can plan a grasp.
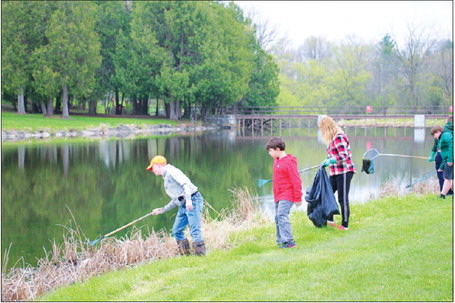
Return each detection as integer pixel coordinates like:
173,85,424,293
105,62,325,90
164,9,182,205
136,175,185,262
1,1,280,120
267,30,452,111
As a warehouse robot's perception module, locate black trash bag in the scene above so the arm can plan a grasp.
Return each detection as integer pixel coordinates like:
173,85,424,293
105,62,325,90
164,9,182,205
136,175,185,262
305,167,340,227
361,159,374,174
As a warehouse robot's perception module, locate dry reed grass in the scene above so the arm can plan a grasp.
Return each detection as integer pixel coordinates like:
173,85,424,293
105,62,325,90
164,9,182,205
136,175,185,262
378,178,439,198
1,187,266,301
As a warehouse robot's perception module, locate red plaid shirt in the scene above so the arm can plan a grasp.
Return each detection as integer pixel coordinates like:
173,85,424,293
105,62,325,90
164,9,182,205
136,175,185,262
327,133,355,176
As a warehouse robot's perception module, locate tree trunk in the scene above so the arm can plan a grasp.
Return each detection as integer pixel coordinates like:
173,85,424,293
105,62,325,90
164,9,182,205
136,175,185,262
201,107,208,122
17,89,26,114
168,97,181,120
31,100,39,113
47,98,54,116
120,93,125,115
62,84,69,118
141,96,148,115
167,97,176,120
155,98,159,116
40,101,48,116
115,90,121,115
88,99,97,115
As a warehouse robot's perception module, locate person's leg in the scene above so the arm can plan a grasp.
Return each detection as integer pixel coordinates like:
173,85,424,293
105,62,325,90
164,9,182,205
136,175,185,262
327,176,338,223
172,206,189,241
186,193,204,243
335,172,354,228
275,202,282,244
441,179,453,196
435,152,444,192
276,200,295,245
441,164,454,197
186,193,205,255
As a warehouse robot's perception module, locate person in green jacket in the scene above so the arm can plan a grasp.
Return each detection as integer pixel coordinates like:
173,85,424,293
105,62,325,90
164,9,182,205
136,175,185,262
430,116,453,199
428,117,453,195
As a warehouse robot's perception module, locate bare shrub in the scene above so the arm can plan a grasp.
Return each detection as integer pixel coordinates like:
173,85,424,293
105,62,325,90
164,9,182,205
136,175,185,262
409,179,439,195
379,177,440,198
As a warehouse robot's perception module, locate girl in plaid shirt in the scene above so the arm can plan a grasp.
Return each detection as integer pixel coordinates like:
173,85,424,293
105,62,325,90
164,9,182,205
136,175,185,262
319,116,355,230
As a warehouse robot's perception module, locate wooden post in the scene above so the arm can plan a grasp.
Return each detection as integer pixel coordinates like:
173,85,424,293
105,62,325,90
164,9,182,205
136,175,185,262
261,119,264,137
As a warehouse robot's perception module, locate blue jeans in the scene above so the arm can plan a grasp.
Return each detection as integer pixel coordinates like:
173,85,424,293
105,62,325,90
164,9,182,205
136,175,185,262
275,200,295,244
172,192,204,242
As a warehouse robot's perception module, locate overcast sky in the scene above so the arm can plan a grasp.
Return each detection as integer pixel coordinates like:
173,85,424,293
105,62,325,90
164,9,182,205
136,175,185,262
234,1,452,48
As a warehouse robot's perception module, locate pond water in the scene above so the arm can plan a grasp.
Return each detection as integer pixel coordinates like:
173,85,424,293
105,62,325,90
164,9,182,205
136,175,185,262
2,126,435,266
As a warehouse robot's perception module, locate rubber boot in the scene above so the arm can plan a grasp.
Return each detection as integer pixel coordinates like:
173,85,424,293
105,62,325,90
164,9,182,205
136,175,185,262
192,240,206,256
176,239,191,256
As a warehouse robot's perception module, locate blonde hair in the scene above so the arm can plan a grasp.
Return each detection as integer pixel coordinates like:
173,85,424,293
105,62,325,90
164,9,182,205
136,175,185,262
318,116,344,145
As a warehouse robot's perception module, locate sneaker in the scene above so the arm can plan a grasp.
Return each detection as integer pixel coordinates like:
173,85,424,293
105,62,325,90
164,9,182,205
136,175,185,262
327,220,337,227
279,241,296,248
337,225,349,230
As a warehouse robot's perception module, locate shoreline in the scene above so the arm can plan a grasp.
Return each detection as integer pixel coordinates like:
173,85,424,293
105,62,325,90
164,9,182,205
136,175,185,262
1,123,219,142
2,117,447,142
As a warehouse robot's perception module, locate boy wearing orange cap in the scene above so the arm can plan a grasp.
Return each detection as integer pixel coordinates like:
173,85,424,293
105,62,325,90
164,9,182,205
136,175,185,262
147,155,205,256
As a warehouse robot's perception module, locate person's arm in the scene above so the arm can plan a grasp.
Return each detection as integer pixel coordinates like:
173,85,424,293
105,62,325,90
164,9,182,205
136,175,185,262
287,161,303,203
332,134,350,163
152,198,180,215
428,138,438,162
441,134,453,165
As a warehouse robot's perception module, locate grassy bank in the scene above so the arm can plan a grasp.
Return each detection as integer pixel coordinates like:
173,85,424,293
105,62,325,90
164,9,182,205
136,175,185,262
41,193,453,301
1,112,179,132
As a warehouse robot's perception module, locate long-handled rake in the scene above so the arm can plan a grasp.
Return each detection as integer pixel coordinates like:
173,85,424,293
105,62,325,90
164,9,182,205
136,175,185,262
361,148,427,174
258,164,320,188
90,211,154,246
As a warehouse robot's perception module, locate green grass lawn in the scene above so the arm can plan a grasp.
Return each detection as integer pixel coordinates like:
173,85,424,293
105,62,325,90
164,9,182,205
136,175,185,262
1,112,178,132
42,194,453,301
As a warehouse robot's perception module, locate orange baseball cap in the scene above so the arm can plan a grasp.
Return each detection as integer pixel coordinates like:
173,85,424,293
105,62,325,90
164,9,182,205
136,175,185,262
146,155,167,171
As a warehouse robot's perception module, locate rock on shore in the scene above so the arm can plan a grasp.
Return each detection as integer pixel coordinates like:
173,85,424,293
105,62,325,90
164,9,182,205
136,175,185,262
2,123,218,141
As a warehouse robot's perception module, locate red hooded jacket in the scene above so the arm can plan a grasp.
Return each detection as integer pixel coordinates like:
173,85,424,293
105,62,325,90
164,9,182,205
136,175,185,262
272,154,302,203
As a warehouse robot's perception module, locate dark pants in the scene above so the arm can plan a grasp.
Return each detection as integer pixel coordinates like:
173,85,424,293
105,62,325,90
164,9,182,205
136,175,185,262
329,172,354,228
436,152,453,194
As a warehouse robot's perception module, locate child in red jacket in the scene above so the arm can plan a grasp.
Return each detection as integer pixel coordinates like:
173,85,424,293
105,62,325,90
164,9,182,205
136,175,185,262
265,137,302,248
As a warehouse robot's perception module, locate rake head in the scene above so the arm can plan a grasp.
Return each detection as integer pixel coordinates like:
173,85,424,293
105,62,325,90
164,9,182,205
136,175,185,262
89,236,105,246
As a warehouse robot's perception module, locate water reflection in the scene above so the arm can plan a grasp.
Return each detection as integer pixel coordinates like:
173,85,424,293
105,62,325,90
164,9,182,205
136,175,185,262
2,127,436,266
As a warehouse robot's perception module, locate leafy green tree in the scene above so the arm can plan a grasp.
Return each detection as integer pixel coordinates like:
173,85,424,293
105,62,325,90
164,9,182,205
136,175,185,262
240,48,279,107
192,2,254,119
117,2,169,116
136,1,206,119
41,2,101,118
1,1,54,114
92,1,131,115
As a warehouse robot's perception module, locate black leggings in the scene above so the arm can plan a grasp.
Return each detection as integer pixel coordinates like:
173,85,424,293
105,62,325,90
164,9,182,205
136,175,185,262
328,172,354,228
